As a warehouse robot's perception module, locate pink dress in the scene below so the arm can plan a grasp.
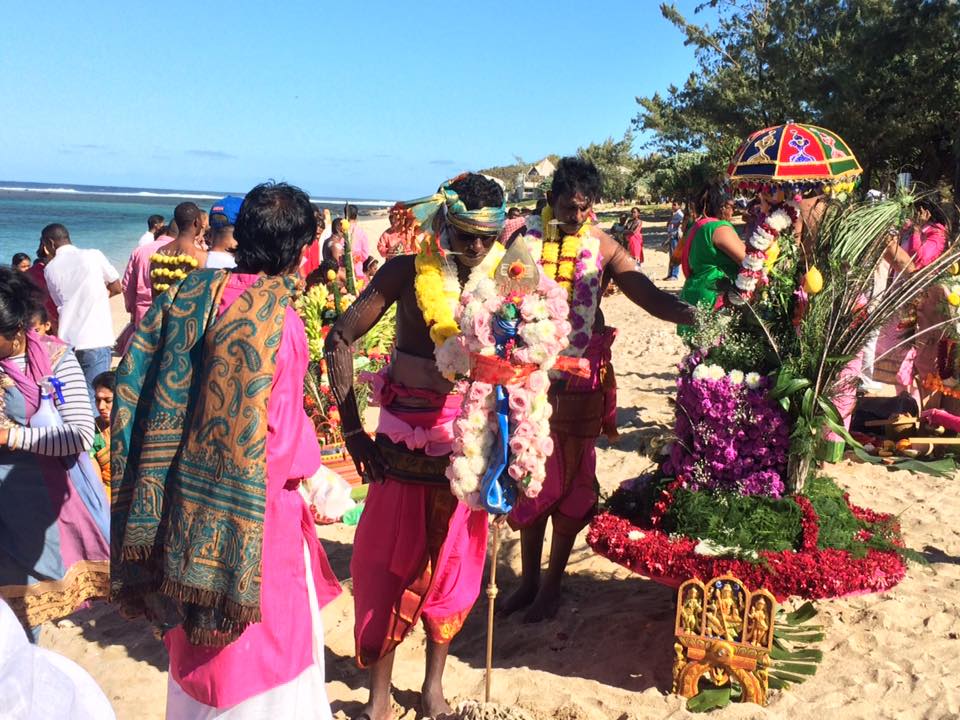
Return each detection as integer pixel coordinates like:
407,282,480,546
626,221,644,263
164,274,341,709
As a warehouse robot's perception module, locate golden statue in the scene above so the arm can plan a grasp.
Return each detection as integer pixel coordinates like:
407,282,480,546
747,597,771,647
680,587,703,634
705,583,743,642
672,575,775,706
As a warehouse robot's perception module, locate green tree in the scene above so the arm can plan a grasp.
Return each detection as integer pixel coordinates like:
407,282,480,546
577,131,641,201
637,0,960,194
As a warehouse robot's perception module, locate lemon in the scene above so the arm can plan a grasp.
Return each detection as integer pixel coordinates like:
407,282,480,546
948,293,960,307
802,267,824,294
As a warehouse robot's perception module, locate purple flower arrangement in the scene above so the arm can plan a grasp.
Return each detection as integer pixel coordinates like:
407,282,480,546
665,359,790,497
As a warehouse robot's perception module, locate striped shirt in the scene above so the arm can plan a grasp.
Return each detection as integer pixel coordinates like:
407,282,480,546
4,349,95,457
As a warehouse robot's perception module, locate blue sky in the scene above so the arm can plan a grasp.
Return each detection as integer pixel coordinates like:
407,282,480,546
0,1,707,199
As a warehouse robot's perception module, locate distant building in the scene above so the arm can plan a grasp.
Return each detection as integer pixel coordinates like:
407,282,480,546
513,158,556,201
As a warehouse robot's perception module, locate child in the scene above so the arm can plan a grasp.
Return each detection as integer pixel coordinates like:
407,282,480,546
90,372,114,499
30,306,51,335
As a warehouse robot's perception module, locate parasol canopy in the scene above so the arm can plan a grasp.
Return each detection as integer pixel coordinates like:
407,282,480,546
727,122,862,196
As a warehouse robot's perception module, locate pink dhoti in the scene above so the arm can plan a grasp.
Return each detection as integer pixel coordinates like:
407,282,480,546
351,373,487,667
509,329,616,535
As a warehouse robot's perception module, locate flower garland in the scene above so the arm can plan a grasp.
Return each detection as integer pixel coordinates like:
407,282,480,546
523,209,602,356
734,203,798,301
446,269,572,508
150,253,200,293
588,512,906,601
413,239,506,379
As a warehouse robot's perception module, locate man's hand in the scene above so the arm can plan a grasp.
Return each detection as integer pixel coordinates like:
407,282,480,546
345,431,386,484
106,279,122,297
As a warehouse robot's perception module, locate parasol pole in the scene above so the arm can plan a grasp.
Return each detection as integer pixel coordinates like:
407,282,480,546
484,518,502,703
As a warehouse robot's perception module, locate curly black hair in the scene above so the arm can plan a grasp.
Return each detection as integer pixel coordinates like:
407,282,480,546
234,182,317,275
552,156,603,203
447,173,504,210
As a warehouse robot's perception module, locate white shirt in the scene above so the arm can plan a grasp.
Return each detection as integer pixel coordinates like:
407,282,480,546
44,245,120,350
137,230,156,246
205,251,237,269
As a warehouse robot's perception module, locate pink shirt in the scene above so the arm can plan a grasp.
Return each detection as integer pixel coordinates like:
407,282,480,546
351,225,370,278
122,236,169,323
905,222,947,269
165,274,341,708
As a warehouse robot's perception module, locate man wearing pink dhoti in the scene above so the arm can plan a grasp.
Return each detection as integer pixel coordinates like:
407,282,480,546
500,157,695,623
325,173,506,720
111,183,340,719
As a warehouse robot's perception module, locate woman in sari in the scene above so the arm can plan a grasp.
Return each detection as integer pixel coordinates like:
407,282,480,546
678,184,742,325
625,206,644,264
112,182,340,719
0,267,109,640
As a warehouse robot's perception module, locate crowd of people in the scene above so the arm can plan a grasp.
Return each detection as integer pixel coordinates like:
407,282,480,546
0,156,955,719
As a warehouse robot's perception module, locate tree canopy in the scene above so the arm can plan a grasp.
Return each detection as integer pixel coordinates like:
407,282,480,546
635,0,960,197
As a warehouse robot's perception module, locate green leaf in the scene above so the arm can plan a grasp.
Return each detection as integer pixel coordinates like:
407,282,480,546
771,647,824,662
773,631,825,643
769,670,817,686
686,687,732,712
784,601,819,624
772,661,819,676
768,676,788,690
801,387,814,418
852,448,956,477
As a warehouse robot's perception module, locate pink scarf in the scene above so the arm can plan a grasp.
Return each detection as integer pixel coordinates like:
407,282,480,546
0,330,61,418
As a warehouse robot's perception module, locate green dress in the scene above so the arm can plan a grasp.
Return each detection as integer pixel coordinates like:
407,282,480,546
679,219,740,312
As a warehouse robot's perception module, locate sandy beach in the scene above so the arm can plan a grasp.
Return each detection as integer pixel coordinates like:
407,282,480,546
52,218,960,719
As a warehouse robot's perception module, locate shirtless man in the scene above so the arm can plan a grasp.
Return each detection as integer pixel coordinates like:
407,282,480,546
502,156,695,622
149,202,208,296
325,173,505,720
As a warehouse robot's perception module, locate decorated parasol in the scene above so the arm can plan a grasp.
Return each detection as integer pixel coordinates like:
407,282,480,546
726,122,862,196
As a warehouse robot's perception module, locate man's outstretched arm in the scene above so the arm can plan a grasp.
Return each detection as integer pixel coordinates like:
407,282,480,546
601,233,696,325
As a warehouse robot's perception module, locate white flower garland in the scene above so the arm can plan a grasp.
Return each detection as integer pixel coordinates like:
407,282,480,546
734,203,798,300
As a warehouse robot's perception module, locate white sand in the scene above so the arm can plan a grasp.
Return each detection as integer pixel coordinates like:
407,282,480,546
49,220,960,719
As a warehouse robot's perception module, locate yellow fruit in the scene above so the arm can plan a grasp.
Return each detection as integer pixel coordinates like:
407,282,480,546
948,292,960,307
949,263,960,276
802,267,824,294
764,241,780,269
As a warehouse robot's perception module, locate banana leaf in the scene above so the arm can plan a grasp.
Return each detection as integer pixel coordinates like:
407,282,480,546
686,687,732,712
852,447,956,477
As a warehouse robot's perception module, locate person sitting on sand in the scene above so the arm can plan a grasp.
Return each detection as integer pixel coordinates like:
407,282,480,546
112,182,340,718
325,173,504,720
149,202,208,296
501,157,694,623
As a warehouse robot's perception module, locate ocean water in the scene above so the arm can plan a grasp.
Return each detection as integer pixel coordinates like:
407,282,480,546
0,181,393,271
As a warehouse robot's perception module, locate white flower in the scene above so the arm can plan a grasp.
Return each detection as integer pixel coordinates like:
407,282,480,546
766,209,792,232
750,232,772,251
435,336,470,378
736,274,758,292
745,372,761,390
742,254,765,271
627,530,646,541
708,365,725,380
728,369,745,385
468,454,486,476
692,364,708,380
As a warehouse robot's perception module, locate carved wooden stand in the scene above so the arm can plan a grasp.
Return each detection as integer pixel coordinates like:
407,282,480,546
672,574,776,706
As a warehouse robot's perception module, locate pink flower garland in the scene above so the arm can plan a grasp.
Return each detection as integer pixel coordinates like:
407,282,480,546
447,272,571,509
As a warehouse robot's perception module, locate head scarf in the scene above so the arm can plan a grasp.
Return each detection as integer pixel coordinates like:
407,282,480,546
403,174,506,247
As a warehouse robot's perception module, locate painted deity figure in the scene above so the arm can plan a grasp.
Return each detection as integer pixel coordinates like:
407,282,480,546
705,583,742,641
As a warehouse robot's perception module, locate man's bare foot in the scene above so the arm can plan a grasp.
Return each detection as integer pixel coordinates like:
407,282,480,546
522,587,561,623
356,701,395,720
420,685,453,718
496,582,538,616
